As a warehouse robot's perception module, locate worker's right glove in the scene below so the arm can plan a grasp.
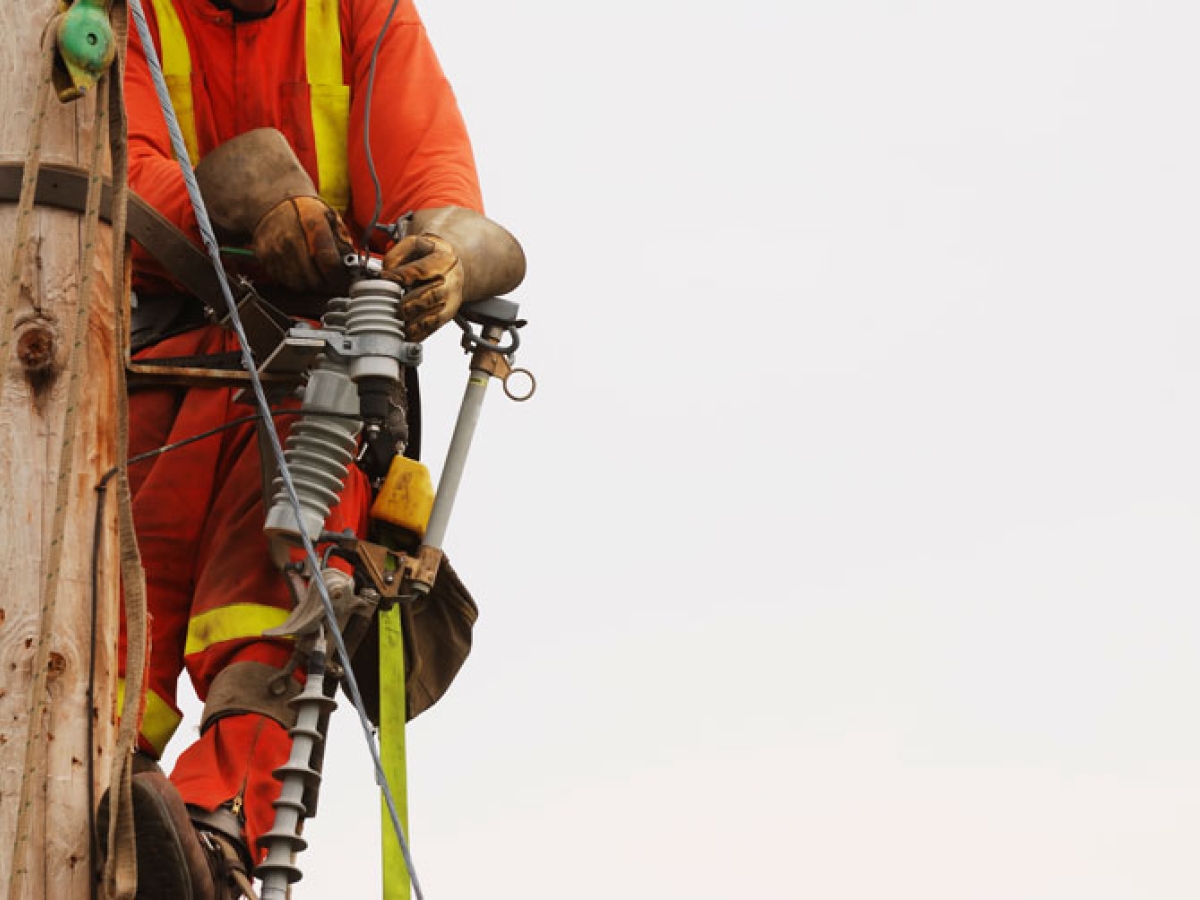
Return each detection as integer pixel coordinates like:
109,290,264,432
380,207,526,342
195,128,353,294
381,231,465,342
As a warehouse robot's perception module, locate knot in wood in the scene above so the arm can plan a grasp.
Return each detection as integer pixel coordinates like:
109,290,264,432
47,651,67,680
15,320,59,374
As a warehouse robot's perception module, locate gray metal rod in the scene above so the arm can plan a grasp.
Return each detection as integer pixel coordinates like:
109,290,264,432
424,369,490,549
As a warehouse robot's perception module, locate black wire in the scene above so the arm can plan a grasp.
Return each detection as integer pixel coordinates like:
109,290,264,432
122,410,291,473
359,0,403,249
109,405,361,476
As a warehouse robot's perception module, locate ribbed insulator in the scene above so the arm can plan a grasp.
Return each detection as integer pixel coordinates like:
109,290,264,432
346,278,405,382
322,294,350,330
257,665,337,899
263,354,361,545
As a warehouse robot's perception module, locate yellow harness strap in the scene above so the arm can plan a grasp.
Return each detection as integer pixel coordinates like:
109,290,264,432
380,605,412,900
148,0,350,211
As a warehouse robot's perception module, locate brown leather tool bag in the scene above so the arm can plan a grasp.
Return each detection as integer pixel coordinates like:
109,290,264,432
351,554,479,722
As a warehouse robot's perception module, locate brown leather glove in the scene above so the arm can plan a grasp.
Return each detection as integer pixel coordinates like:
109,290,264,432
252,196,354,295
380,207,526,342
381,233,464,342
195,129,354,295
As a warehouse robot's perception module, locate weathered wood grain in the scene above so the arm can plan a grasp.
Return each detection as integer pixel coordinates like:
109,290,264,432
0,3,121,898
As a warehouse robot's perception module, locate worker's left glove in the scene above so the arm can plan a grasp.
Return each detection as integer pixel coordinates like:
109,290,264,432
380,207,526,342
252,196,354,295
195,127,353,294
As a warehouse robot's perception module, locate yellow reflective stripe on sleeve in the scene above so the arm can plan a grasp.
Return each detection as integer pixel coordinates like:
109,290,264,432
117,678,183,757
305,0,350,212
148,0,200,164
184,603,293,657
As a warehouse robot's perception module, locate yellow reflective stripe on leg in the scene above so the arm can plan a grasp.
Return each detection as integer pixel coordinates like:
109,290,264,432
148,0,200,164
184,603,293,657
380,605,411,900
117,678,183,757
305,0,350,212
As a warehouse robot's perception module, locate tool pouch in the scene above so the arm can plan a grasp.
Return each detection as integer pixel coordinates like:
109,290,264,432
351,555,479,723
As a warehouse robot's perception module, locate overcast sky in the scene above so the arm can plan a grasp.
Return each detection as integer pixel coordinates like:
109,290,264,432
160,2,1200,897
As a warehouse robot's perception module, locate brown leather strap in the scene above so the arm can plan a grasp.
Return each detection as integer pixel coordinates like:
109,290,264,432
201,660,302,732
0,160,224,310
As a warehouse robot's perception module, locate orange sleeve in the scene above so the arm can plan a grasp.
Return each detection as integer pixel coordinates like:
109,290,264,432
344,0,484,248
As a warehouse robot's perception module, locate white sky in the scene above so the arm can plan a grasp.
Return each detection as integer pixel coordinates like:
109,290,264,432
162,2,1200,897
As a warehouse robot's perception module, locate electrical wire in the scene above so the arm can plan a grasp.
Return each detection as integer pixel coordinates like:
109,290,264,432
125,2,425,895
359,0,403,249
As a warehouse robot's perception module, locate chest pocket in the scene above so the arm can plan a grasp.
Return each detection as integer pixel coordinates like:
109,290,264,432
148,0,350,214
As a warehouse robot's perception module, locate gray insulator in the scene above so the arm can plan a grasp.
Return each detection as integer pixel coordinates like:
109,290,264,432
263,353,362,545
346,278,405,383
322,294,350,330
256,670,339,899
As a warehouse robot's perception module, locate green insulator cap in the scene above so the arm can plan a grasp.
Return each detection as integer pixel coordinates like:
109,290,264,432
55,0,116,101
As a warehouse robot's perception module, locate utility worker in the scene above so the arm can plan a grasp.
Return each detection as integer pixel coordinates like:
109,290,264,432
111,0,526,896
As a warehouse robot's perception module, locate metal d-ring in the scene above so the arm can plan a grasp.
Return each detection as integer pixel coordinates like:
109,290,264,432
502,366,536,402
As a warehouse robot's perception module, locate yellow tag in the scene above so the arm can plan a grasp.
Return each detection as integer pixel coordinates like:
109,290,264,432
370,456,435,537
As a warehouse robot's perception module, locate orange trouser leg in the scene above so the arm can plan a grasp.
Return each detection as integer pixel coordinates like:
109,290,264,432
170,712,294,861
122,324,371,857
122,327,235,758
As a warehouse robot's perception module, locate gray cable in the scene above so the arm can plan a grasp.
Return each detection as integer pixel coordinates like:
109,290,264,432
359,0,401,248
125,3,424,896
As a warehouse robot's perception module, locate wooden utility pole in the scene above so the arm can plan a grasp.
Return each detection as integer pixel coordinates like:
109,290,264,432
0,2,120,898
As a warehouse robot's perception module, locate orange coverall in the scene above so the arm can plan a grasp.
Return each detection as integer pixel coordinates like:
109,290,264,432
123,0,483,858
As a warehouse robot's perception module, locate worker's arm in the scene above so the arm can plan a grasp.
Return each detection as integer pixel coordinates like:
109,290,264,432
124,5,204,290
348,1,524,338
125,7,192,231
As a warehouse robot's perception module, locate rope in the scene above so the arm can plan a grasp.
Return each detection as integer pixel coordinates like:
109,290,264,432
101,6,149,898
125,2,425,895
